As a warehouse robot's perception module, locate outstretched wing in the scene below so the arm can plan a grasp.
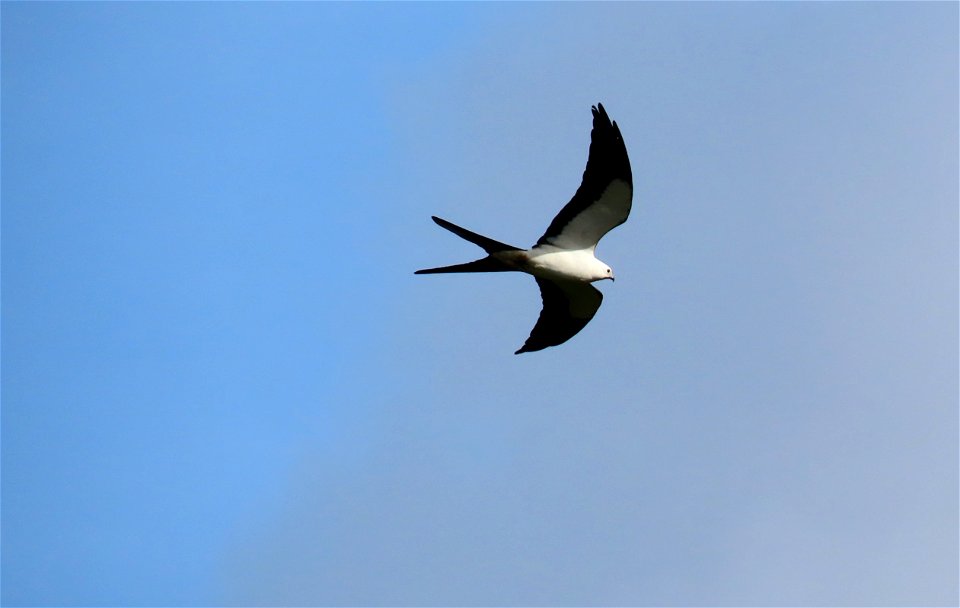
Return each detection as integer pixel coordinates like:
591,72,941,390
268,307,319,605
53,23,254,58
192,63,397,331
515,278,603,354
536,103,633,251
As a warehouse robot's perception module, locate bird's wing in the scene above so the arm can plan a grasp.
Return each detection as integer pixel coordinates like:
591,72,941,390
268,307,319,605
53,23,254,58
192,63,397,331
515,278,603,354
536,103,633,251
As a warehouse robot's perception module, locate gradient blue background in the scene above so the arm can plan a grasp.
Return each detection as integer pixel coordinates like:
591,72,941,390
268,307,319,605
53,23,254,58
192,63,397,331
3,3,957,606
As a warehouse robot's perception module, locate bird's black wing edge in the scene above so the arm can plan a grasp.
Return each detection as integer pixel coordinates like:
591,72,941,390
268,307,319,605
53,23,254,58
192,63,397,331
535,103,633,247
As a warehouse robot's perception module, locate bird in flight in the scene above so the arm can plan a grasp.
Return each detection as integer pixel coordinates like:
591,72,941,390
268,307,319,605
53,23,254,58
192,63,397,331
416,103,633,354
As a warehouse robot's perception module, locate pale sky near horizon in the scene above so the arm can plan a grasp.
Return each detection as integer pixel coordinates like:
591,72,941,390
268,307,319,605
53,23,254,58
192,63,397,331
3,3,958,606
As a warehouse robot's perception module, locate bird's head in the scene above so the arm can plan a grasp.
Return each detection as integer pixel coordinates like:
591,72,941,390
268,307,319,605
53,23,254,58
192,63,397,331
592,263,615,282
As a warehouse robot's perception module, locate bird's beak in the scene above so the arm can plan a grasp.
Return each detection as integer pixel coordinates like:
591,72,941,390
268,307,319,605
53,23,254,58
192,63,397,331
609,276,615,282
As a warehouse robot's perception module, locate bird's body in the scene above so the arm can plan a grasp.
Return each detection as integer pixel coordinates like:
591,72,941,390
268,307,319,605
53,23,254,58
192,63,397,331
416,103,633,354
495,247,611,283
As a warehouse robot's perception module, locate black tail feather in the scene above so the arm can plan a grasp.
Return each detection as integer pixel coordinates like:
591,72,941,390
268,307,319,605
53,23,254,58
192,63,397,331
415,256,512,275
430,216,520,253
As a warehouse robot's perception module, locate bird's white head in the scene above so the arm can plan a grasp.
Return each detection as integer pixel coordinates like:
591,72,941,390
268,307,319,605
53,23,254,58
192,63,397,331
588,258,615,282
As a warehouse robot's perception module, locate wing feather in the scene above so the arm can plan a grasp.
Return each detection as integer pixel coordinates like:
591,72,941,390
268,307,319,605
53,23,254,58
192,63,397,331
536,103,633,250
515,278,603,354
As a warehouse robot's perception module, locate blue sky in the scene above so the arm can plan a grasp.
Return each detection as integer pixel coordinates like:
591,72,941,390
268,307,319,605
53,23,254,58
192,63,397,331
2,3,957,606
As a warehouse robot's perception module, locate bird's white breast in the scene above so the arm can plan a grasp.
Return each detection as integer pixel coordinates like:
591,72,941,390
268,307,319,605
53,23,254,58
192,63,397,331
524,247,607,282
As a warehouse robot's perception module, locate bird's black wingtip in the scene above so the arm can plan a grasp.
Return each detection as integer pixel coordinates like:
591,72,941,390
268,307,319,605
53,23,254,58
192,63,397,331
591,103,614,129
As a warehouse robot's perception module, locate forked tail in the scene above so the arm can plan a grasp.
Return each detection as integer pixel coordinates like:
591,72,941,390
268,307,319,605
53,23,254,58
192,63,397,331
415,216,521,275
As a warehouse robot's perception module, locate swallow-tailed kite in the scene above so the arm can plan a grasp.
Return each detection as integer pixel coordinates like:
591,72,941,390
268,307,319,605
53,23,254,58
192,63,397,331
416,103,633,354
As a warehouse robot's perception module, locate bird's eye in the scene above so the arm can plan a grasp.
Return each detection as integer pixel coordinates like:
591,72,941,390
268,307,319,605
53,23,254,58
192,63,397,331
606,269,611,273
